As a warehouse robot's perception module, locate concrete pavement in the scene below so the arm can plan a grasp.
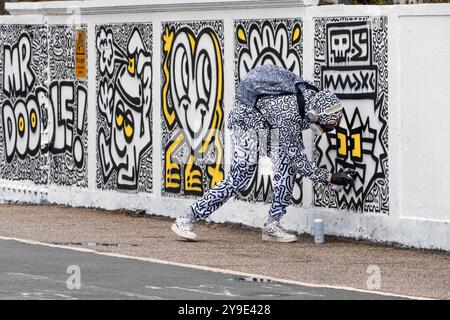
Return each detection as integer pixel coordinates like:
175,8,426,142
0,204,448,299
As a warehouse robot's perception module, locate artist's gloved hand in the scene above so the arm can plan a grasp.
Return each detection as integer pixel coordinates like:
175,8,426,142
329,169,356,186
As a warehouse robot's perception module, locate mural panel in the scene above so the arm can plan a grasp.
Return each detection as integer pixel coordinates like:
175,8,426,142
161,20,224,198
0,24,88,187
0,25,49,184
313,17,389,214
234,18,303,205
48,25,88,187
95,24,153,192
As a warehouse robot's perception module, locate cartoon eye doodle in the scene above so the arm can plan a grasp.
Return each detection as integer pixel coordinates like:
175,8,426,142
196,51,212,103
30,110,37,132
292,23,301,45
173,43,190,102
127,56,135,75
116,113,124,128
18,114,25,137
124,110,134,143
115,101,125,129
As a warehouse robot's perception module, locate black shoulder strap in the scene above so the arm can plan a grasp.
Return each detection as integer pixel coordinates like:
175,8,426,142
296,90,306,121
295,82,320,121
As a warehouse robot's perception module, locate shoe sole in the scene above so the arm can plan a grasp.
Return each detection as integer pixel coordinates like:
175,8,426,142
171,224,198,242
262,234,298,243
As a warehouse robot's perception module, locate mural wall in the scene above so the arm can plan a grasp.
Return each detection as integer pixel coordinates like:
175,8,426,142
0,24,88,187
313,16,389,214
161,21,224,197
234,18,303,205
95,23,153,192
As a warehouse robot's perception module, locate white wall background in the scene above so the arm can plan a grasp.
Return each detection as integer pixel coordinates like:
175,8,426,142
1,1,450,251
399,15,450,222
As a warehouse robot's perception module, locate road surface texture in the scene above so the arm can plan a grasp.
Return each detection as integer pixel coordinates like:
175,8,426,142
0,204,448,299
0,238,399,300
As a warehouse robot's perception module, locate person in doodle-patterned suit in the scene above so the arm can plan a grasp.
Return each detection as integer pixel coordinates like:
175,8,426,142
172,65,355,242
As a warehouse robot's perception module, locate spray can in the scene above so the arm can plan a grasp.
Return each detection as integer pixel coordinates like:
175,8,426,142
314,219,324,244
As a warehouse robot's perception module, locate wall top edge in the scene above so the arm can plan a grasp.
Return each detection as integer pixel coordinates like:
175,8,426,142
307,3,450,17
0,15,43,24
6,1,450,17
5,0,307,16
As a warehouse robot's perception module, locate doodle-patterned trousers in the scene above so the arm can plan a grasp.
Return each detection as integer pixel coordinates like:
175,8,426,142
186,129,297,224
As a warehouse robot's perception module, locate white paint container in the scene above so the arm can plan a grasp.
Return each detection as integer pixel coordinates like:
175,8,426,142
314,219,324,244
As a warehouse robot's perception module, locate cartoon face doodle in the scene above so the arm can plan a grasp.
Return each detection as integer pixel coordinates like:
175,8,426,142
109,66,147,186
96,25,152,191
236,20,302,81
328,23,371,67
314,17,388,214
169,28,220,151
52,30,64,61
162,22,224,197
234,19,303,205
329,30,351,64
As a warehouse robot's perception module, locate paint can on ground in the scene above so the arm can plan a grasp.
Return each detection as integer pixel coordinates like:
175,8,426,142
314,219,324,244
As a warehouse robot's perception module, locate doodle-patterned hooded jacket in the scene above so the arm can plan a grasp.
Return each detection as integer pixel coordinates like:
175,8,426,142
230,67,341,183
235,64,305,108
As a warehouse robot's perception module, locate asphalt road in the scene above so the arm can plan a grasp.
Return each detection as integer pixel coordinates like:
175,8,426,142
0,239,402,300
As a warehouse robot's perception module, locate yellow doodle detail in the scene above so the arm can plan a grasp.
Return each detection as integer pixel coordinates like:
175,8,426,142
165,134,184,190
207,126,224,188
127,57,135,75
199,30,224,188
18,115,25,134
116,113,124,127
237,25,247,44
124,122,134,140
337,131,362,159
337,132,347,156
292,25,301,44
162,27,176,127
30,111,37,129
188,33,196,53
185,154,203,193
351,133,362,158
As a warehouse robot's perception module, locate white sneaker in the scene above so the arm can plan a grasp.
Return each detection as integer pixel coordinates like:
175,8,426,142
171,217,197,241
262,221,298,243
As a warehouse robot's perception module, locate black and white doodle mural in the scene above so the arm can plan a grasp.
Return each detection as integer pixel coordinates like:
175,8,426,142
0,24,88,187
161,20,224,198
0,25,49,184
313,17,389,214
48,25,88,187
96,24,153,192
234,18,303,205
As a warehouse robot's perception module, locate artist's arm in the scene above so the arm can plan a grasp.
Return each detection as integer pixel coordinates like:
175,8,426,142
293,133,355,185
292,135,356,185
295,149,331,183
276,116,331,184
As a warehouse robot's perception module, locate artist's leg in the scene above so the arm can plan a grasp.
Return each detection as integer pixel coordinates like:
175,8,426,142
172,129,258,240
267,154,297,224
261,137,298,243
188,129,258,220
